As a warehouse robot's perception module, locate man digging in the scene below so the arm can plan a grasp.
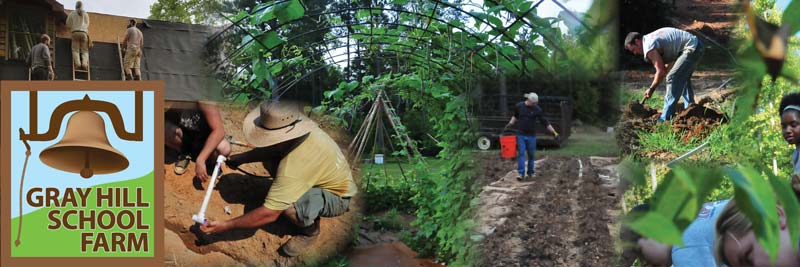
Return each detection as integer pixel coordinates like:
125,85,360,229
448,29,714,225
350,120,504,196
505,92,559,181
624,27,704,122
199,102,357,257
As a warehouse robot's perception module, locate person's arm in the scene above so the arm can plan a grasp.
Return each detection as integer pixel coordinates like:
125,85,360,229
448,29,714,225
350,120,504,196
200,206,282,234
122,29,129,48
644,50,667,99
44,48,54,80
536,108,559,137
506,104,519,128
195,102,227,181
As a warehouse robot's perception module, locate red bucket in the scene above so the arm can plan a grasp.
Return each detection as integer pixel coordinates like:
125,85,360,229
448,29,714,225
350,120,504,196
500,135,516,159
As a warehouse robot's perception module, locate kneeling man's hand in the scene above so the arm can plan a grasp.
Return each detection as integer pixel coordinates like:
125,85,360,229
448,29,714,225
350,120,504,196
200,220,231,234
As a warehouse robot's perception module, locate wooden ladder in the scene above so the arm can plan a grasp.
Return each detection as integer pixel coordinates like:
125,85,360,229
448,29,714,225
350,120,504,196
72,65,90,81
117,37,125,80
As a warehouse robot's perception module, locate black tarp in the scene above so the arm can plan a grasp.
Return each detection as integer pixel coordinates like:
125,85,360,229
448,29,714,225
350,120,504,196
140,20,222,101
2,19,222,101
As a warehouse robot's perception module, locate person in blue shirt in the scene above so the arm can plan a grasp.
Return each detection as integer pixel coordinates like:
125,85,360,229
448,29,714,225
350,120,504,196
715,199,800,267
504,92,559,181
620,200,730,267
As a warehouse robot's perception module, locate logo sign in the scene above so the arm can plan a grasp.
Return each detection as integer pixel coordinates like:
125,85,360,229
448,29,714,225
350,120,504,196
1,81,164,266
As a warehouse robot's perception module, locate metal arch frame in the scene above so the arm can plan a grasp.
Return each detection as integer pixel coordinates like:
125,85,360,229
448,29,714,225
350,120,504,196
268,52,474,101
223,40,494,96
215,5,549,73
215,21,499,76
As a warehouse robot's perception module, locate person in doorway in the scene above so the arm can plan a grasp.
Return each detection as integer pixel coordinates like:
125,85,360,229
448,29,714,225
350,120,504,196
26,34,54,81
122,19,144,81
620,199,730,267
714,199,800,267
199,101,357,257
505,92,559,181
66,1,90,70
165,101,231,181
624,27,704,122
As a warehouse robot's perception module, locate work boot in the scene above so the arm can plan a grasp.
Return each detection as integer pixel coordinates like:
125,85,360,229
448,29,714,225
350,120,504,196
516,173,523,181
125,74,133,81
133,74,141,81
174,154,191,175
280,218,320,257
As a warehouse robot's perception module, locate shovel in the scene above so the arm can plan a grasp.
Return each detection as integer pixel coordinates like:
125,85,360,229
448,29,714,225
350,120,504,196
192,155,226,225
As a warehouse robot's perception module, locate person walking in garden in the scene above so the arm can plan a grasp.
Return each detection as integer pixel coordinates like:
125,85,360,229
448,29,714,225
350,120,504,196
199,101,357,257
505,92,559,181
26,34,54,81
66,1,90,70
122,19,144,81
624,27,704,122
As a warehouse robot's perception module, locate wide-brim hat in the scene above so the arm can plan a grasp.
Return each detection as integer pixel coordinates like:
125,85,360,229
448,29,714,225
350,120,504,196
242,101,317,147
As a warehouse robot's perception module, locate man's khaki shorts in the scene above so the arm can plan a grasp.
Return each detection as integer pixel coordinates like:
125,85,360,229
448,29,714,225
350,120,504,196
124,45,141,69
293,188,351,227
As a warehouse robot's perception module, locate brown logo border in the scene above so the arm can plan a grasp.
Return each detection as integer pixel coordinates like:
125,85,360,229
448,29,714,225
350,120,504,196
1,81,164,267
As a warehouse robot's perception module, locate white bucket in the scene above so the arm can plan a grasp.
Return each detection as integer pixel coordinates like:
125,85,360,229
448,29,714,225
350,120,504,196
374,154,384,164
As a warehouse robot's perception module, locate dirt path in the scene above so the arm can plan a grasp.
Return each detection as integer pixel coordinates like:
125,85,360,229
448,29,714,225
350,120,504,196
163,104,358,266
476,155,620,266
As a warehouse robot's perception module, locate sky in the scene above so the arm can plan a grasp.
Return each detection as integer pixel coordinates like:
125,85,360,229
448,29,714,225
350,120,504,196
10,91,155,217
58,0,156,18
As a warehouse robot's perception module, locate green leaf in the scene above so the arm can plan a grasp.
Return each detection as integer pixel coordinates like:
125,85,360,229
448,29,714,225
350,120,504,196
782,0,800,35
767,172,800,251
627,212,685,246
487,5,505,14
726,166,781,263
274,0,305,23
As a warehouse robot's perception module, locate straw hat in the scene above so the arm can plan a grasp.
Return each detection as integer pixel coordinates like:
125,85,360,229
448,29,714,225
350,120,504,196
242,101,317,147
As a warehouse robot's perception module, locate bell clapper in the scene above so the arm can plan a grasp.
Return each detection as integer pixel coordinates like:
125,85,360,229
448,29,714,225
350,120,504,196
80,150,93,178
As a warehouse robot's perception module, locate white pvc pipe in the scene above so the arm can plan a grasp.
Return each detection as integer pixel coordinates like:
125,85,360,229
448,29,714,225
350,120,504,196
192,155,226,224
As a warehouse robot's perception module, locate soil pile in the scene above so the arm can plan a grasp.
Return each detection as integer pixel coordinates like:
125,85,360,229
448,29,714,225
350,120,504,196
617,103,726,155
475,155,621,267
163,104,359,267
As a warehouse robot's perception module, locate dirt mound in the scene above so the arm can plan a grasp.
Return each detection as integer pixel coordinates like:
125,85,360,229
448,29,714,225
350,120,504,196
476,155,621,267
617,103,726,155
163,104,359,266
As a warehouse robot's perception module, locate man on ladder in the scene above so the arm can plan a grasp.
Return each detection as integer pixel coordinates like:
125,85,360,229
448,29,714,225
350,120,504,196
122,19,144,81
66,1,90,73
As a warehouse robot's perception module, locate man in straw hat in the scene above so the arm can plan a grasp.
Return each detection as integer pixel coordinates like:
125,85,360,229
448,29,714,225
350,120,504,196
505,92,559,181
200,101,357,257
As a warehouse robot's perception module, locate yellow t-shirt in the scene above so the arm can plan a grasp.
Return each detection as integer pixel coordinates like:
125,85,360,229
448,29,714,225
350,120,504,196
263,128,358,210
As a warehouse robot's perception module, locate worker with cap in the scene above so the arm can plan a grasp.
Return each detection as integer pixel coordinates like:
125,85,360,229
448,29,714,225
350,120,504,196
122,19,144,80
26,34,54,80
505,92,559,181
624,27,704,122
66,1,90,70
199,101,357,257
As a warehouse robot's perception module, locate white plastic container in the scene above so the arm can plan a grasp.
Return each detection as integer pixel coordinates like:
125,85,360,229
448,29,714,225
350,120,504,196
374,154,384,164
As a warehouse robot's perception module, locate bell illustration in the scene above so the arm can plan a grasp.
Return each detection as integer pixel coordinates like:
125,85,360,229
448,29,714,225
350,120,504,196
39,111,129,178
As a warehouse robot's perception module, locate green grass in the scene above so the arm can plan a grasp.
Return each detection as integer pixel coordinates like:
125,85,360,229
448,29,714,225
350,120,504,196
367,208,406,231
637,122,705,157
11,172,155,257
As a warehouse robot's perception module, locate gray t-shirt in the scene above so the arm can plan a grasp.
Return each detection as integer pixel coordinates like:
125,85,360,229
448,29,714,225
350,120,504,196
792,146,800,174
27,43,51,69
671,199,729,267
643,27,699,64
